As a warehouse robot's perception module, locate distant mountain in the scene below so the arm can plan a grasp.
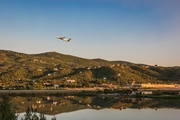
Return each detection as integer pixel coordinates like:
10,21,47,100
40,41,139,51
0,49,180,85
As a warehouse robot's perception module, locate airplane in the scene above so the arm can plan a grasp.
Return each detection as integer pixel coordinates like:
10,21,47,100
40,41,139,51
56,36,71,42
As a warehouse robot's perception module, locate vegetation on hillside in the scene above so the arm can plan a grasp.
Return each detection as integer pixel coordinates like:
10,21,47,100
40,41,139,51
0,50,180,88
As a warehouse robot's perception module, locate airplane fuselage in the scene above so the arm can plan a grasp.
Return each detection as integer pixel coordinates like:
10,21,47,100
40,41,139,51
56,36,71,42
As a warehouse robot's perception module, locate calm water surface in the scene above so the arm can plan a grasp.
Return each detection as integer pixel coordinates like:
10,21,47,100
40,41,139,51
18,108,179,120
1,94,178,120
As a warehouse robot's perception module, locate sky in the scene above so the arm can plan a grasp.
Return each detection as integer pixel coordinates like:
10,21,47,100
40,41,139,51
0,0,180,66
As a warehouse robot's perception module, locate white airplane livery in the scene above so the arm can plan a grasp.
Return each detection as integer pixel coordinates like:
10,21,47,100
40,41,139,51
56,36,71,42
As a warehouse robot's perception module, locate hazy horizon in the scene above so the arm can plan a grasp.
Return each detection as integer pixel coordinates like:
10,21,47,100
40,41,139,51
1,0,180,66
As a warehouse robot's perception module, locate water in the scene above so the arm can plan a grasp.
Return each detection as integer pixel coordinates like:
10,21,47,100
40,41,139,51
18,108,180,120
1,95,179,120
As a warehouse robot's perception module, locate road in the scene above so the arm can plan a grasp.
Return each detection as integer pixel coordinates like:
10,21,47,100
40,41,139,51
0,87,180,94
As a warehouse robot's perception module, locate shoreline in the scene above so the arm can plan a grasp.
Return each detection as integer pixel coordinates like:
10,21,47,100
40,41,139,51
0,89,97,95
0,88,180,94
0,89,180,99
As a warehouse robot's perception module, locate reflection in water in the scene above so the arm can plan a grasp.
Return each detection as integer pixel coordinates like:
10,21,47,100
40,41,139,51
51,108,180,120
17,108,180,120
1,95,180,120
16,108,180,120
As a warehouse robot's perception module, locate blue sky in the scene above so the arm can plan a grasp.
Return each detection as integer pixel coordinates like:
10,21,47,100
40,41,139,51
0,0,180,66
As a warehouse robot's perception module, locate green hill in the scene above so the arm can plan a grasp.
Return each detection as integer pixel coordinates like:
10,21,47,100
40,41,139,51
0,49,180,88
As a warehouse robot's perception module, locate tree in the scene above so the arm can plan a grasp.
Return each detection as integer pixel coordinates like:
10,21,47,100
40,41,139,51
39,112,47,120
23,107,33,120
0,96,18,120
22,106,57,120
82,80,90,87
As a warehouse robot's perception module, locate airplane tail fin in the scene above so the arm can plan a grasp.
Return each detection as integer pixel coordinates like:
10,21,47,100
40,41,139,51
56,36,60,38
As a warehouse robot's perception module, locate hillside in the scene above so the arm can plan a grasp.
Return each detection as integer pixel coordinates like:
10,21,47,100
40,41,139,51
0,50,180,87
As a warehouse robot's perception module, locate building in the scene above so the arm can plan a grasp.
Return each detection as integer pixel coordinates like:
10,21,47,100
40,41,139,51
66,80,76,83
132,83,175,88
